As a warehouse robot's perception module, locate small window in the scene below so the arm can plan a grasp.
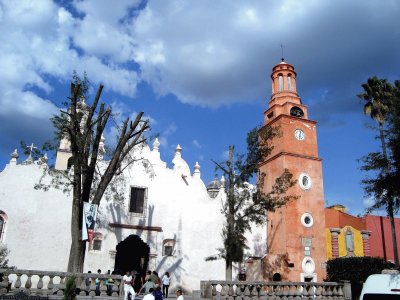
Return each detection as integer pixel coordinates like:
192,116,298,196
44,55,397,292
346,228,354,252
301,213,314,228
299,173,312,190
0,217,4,241
130,187,146,213
90,232,103,251
279,75,283,91
287,75,292,90
93,240,102,251
290,106,304,118
0,211,8,242
163,239,175,256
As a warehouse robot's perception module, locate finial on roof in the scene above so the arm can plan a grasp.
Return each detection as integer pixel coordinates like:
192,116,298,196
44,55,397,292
193,161,201,179
11,149,19,159
280,44,285,62
153,138,160,151
220,175,225,188
175,144,182,154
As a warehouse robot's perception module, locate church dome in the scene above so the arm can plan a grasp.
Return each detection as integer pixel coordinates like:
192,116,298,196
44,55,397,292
206,177,221,198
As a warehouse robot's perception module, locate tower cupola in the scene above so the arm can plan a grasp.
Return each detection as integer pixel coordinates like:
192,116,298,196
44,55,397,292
270,59,301,106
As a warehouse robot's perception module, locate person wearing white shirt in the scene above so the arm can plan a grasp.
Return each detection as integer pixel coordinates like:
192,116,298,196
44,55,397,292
143,288,155,300
123,271,136,300
176,289,184,300
161,272,171,297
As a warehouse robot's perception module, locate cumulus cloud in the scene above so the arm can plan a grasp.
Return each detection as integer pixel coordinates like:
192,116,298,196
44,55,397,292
192,139,202,149
1,0,399,158
131,0,400,114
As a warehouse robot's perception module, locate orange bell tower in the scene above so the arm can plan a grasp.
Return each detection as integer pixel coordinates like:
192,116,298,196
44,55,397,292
260,59,327,282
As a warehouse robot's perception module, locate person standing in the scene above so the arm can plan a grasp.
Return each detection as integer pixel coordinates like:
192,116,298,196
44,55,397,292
123,271,136,300
95,269,102,296
175,289,184,300
161,272,170,298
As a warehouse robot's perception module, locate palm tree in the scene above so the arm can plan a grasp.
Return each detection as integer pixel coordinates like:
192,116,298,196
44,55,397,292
358,76,399,267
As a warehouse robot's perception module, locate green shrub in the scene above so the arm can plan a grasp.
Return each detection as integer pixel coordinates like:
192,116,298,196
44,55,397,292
326,256,394,283
63,276,76,300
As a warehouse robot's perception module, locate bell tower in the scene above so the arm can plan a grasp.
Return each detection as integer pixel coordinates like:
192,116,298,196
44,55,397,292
260,59,326,282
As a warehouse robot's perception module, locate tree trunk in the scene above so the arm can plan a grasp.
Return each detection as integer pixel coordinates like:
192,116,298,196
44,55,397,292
225,261,232,281
379,124,399,267
67,192,86,272
388,204,399,267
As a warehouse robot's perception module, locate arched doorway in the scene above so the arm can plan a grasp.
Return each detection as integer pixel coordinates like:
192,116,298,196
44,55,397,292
114,235,150,291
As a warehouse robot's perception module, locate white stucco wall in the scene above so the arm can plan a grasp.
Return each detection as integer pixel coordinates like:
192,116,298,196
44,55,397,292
0,142,265,292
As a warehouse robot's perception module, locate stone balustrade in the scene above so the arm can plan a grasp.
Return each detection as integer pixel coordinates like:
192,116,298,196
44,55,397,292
200,281,352,300
0,269,124,298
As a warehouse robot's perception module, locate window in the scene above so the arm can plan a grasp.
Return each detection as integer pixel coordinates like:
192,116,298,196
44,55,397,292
0,211,8,242
93,240,102,251
287,75,292,90
346,228,354,253
299,173,312,190
90,232,103,251
130,187,146,214
163,239,175,256
301,213,314,228
290,106,304,118
278,75,283,91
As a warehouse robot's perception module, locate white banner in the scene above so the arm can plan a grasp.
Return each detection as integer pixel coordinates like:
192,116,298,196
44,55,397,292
82,202,98,242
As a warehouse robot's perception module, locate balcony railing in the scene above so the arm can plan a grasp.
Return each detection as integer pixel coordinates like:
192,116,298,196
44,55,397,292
0,269,123,298
200,280,351,300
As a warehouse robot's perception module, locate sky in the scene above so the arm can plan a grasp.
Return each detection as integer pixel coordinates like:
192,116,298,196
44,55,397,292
0,0,399,216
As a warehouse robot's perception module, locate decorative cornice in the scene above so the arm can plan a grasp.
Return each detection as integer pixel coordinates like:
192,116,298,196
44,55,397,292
259,151,322,167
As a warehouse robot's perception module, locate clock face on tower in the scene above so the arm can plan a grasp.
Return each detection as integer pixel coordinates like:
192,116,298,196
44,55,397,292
294,129,305,141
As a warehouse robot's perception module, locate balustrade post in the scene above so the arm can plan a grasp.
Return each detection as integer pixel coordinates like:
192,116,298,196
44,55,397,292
57,276,65,296
341,281,351,300
14,273,21,290
112,280,119,297
25,274,32,290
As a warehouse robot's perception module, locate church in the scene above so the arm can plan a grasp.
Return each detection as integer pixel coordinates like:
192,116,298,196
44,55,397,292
0,59,327,291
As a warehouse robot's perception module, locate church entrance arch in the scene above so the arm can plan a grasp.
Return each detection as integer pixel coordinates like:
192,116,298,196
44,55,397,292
114,235,150,291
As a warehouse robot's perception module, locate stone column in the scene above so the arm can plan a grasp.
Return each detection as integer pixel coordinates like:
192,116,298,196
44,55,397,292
362,230,372,257
330,228,341,258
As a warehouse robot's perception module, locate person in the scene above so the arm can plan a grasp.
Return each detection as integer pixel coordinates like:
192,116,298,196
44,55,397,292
143,288,155,300
139,278,156,295
150,271,160,286
176,289,184,300
95,269,102,296
153,286,163,300
85,271,92,288
161,272,170,298
144,270,151,282
123,271,136,300
106,270,114,296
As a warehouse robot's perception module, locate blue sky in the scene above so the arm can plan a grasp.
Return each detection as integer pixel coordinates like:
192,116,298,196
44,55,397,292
0,0,399,215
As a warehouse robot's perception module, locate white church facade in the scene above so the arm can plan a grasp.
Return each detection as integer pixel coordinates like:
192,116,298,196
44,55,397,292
0,131,266,292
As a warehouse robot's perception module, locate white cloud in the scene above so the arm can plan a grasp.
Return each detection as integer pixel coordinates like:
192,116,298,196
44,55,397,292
158,123,177,148
192,139,202,149
363,197,375,208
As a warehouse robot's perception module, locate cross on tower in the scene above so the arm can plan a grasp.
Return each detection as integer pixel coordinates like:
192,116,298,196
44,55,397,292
27,143,37,158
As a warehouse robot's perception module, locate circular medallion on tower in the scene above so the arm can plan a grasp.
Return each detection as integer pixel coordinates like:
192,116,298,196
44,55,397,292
294,129,305,141
290,106,304,118
301,213,314,228
299,173,312,190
